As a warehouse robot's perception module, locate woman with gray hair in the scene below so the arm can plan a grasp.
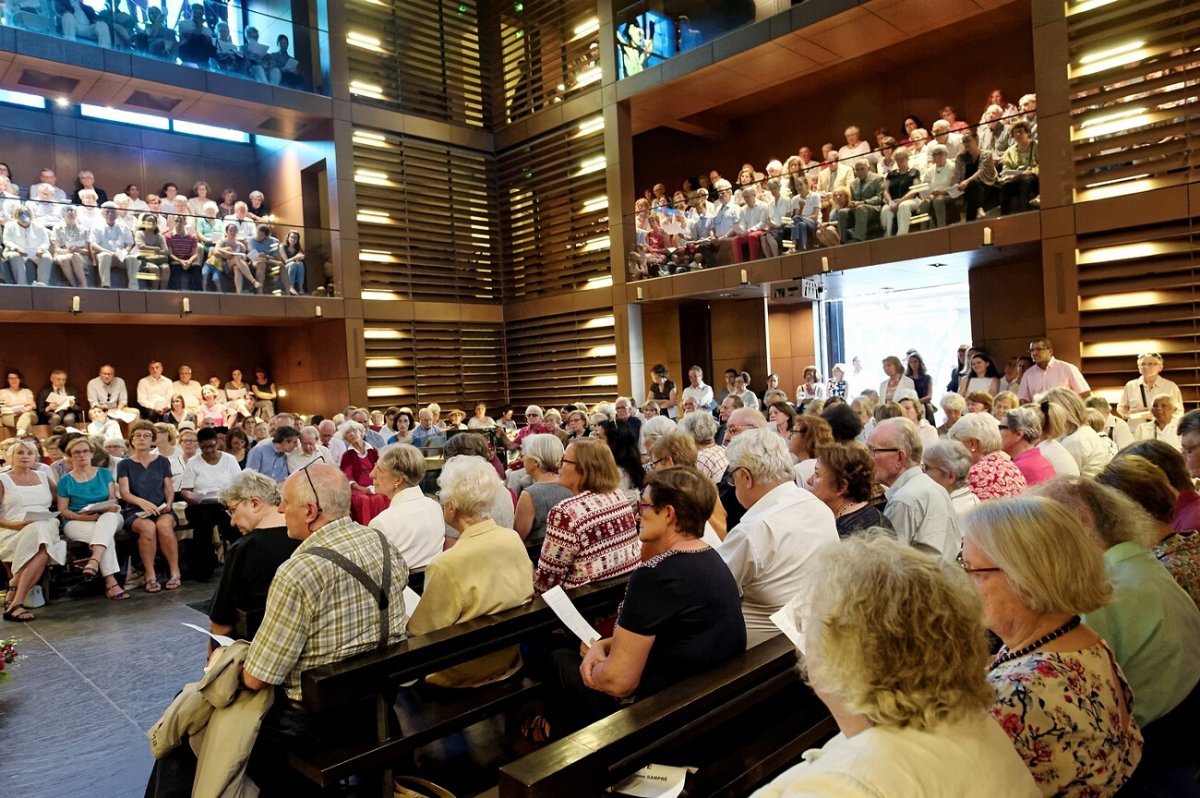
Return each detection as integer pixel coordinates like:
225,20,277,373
756,534,1038,796
340,419,387,524
209,470,298,641
513,434,571,545
1042,387,1111,477
409,456,534,687
937,392,966,436
999,405,1055,486
1033,478,1200,730
922,439,980,518
961,497,1142,795
369,443,443,569
638,414,676,466
948,413,1026,500
678,411,726,483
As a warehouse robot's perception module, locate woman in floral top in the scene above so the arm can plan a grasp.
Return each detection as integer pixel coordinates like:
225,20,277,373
948,412,1027,500
1098,454,1200,608
962,497,1142,796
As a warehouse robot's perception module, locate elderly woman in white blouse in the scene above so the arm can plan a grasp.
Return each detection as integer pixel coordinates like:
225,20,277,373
1,370,37,436
51,206,92,287
368,443,444,570
1042,387,1112,477
1,439,67,621
921,439,981,519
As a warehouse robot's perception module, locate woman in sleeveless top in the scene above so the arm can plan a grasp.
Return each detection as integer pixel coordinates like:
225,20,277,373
514,434,573,547
1,439,67,621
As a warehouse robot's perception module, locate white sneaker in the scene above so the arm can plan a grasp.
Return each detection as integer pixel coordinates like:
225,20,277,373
32,280,46,286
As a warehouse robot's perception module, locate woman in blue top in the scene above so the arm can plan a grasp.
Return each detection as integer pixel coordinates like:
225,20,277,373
56,437,129,600
117,420,179,593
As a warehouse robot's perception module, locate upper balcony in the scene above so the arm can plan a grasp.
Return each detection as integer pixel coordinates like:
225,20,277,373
0,0,332,134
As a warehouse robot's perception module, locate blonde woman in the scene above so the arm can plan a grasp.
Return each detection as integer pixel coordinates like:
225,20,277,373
1,439,68,620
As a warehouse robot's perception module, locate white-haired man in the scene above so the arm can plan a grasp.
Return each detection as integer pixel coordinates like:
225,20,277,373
719,428,838,647
868,417,961,559
412,407,447,456
317,418,346,462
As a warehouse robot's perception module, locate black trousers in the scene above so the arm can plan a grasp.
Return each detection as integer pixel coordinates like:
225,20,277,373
184,503,237,581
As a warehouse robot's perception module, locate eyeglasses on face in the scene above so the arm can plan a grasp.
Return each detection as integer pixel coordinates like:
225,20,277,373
558,457,576,468
868,447,900,456
723,466,748,487
956,549,1003,576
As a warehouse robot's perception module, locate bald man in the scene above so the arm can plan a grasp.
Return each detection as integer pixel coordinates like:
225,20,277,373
717,407,769,529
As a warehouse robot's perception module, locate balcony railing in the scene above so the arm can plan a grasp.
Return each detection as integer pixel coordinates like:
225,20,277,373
2,0,327,95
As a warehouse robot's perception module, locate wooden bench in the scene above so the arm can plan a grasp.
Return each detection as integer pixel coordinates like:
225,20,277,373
497,635,837,798
289,575,630,793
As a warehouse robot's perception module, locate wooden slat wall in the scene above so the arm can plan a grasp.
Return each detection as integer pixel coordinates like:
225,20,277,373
363,320,507,412
1077,221,1200,407
353,128,500,301
484,0,601,125
1068,0,1200,196
346,0,488,128
504,308,617,410
496,117,610,300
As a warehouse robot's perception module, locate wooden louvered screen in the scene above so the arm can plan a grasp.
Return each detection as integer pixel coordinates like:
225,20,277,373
1077,220,1200,407
345,0,488,128
504,308,617,410
353,128,499,301
363,320,507,411
485,0,602,125
496,116,610,300
1068,0,1200,198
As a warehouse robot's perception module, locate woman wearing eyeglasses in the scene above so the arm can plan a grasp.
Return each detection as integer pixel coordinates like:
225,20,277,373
56,437,127,601
1118,353,1183,431
533,438,640,597
118,420,180,593
961,497,1143,795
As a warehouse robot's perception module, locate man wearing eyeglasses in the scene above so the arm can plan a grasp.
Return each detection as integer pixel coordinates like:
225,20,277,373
1117,352,1182,430
868,417,961,560
87,364,129,412
718,428,837,648
238,463,408,783
1017,337,1090,403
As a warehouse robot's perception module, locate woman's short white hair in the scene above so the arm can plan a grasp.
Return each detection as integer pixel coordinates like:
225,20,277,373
592,402,616,421
524,405,544,418
948,413,1001,454
339,419,366,437
726,428,793,483
678,411,718,445
222,469,281,506
923,440,972,486
203,200,219,213
1005,406,1042,442
926,142,948,158
1042,387,1087,433
802,533,994,731
438,455,502,518
6,438,39,463
639,415,677,455
964,496,1111,614
521,433,564,472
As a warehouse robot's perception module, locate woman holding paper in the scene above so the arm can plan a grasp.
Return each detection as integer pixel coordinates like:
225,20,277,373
536,467,745,739
1,439,68,621
57,437,128,601
118,420,180,593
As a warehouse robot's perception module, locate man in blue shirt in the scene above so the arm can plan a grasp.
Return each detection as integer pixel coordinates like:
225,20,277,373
247,426,300,482
411,408,446,456
246,224,283,294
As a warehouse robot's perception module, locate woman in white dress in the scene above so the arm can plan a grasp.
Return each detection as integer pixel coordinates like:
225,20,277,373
958,352,1001,397
1036,400,1083,477
1043,388,1113,478
1,439,67,621
223,368,252,421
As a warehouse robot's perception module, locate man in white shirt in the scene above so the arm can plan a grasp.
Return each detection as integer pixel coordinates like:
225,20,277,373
137,360,174,420
288,425,332,472
29,168,68,204
817,152,851,195
1017,338,1091,402
677,365,715,412
173,365,204,412
89,203,138,288
1117,352,1182,429
836,125,872,170
87,364,129,411
719,429,838,647
223,201,257,241
869,418,961,559
921,144,958,227
318,418,347,463
2,205,52,286
930,119,963,161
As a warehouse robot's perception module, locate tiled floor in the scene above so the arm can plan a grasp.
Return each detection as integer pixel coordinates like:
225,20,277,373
0,578,218,798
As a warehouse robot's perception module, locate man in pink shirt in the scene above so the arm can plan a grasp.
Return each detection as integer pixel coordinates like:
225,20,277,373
1017,337,1091,402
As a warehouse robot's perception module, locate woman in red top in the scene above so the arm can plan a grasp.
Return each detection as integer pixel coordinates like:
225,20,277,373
340,420,388,524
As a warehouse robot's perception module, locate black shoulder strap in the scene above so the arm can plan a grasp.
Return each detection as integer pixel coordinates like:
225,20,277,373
1140,383,1149,410
305,530,393,649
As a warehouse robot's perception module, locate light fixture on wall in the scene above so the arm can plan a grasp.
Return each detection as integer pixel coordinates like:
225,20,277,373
315,304,323,318
740,269,749,286
179,297,191,318
982,226,993,247
71,295,81,315
636,286,643,301
821,256,829,273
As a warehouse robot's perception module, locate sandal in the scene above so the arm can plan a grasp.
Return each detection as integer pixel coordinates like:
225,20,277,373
3,586,14,612
3,604,34,622
164,576,182,591
79,557,100,581
520,714,552,744
145,579,163,594
106,583,131,601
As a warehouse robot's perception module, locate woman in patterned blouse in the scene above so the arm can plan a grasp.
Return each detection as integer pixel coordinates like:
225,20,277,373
1098,455,1200,608
532,438,640,596
948,412,1027,501
962,497,1143,796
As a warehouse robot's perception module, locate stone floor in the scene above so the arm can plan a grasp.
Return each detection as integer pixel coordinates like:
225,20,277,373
0,577,218,798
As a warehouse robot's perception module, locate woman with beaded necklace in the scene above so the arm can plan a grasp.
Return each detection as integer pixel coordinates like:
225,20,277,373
961,497,1142,795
